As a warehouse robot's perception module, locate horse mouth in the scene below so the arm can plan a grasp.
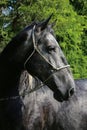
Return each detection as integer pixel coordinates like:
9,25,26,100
53,91,69,102
53,92,64,102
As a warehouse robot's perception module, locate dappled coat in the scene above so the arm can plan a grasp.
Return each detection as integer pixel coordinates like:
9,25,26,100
19,71,87,130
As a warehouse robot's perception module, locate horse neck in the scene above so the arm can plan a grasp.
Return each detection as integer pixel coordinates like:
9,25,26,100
0,57,22,97
0,32,33,97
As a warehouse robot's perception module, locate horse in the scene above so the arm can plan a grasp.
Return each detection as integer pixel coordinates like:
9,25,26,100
19,71,87,130
0,15,75,130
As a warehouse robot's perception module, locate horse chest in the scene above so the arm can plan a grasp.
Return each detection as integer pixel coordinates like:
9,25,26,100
0,98,25,130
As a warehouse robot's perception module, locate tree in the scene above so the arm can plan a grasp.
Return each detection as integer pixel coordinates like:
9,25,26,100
0,0,87,78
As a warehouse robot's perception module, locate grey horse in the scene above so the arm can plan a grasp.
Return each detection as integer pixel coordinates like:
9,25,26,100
0,16,75,130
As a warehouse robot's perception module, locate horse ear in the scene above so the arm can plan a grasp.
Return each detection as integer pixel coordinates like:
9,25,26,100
47,19,57,31
36,14,53,32
51,19,57,27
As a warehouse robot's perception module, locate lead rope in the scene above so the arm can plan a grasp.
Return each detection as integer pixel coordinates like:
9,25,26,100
0,63,70,101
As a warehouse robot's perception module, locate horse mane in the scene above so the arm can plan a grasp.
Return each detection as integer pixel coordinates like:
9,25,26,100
18,70,53,99
0,22,37,59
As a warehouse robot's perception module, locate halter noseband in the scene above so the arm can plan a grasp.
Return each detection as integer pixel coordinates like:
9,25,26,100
24,25,70,71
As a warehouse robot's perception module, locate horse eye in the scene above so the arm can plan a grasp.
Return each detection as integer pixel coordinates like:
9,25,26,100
47,46,56,53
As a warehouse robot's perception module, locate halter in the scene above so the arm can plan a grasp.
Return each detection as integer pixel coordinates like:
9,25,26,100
23,25,70,94
0,25,70,101
24,25,70,71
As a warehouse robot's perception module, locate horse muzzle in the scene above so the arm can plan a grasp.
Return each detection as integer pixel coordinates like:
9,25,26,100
53,87,75,102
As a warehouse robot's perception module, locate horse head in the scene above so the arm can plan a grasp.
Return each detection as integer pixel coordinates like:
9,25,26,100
24,15,75,102
1,15,75,102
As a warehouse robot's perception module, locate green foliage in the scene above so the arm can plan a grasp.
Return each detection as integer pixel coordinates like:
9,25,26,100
70,0,87,15
0,0,87,78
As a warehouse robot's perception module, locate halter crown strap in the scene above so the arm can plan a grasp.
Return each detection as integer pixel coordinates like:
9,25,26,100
24,26,36,69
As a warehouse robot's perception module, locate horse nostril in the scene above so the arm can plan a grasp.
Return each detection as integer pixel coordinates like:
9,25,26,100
69,88,74,97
